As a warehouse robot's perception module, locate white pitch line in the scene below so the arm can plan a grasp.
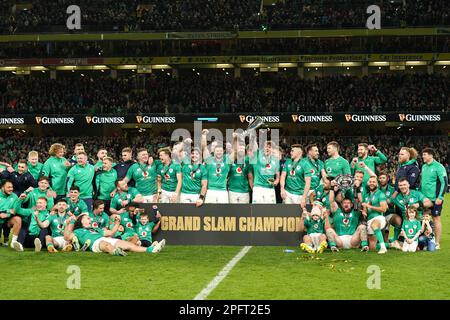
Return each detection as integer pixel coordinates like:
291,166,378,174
194,246,252,300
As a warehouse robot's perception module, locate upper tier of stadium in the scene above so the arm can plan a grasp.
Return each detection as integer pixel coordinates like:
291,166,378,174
0,0,448,34
1,72,448,114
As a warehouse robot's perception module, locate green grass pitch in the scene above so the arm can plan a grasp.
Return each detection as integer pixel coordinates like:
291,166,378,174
2,194,449,300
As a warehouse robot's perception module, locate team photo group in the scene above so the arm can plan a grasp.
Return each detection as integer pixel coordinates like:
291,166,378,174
0,128,447,256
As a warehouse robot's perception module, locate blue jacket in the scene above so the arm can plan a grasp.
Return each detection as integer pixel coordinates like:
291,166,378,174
395,160,420,191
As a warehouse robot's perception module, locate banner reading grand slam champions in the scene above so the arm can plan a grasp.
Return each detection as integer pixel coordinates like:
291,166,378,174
0,113,447,126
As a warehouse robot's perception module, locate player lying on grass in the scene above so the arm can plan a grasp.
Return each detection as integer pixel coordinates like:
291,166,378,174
325,189,369,252
64,213,165,256
45,199,73,253
109,203,141,244
299,202,328,253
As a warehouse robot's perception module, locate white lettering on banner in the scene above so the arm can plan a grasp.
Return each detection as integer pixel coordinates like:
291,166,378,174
136,116,177,124
0,118,25,125
345,114,386,122
36,117,75,124
86,116,125,124
240,115,280,123
292,115,333,123
400,114,441,122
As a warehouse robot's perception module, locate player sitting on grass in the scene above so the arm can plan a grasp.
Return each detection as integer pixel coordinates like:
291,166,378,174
399,206,424,252
64,213,165,256
135,205,162,248
418,210,436,252
299,202,328,253
325,188,369,252
45,199,73,253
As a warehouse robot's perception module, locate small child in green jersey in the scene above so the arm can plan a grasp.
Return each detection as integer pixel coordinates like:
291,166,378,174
135,206,162,247
300,203,328,253
400,206,424,252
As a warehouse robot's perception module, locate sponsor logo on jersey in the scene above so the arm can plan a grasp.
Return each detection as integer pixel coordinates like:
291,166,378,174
343,218,349,225
92,222,98,228
236,167,242,173
142,231,147,237
126,222,133,228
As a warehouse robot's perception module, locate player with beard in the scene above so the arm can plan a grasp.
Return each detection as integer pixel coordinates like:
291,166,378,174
0,180,24,251
94,149,109,171
280,144,304,204
300,144,326,209
41,143,71,202
351,143,387,184
114,147,135,184
326,190,369,252
378,172,396,242
45,199,73,253
361,176,388,254
394,147,420,198
324,141,351,179
66,152,95,209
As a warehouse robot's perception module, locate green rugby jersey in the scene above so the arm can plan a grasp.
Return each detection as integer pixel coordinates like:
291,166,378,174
95,168,117,200
333,208,360,236
181,163,206,194
158,161,182,192
41,156,69,195
324,156,351,178
303,217,325,235
420,160,448,201
283,158,305,195
126,162,158,196
228,157,251,193
250,151,279,189
67,163,95,199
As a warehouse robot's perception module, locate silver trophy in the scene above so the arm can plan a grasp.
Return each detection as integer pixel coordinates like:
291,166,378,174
243,116,266,136
335,174,355,191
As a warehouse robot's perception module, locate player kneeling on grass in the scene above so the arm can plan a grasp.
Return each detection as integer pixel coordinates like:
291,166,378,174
45,199,73,253
361,176,388,254
135,205,162,247
64,213,165,256
399,206,424,252
17,197,49,252
326,190,369,252
299,203,328,253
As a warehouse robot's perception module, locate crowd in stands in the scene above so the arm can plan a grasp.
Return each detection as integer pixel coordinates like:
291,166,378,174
1,36,449,59
1,73,449,114
0,0,448,34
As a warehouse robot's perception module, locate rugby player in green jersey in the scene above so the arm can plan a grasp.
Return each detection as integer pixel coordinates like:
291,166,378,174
351,143,387,184
89,200,110,229
19,197,49,252
95,157,117,213
41,143,71,201
325,190,369,252
249,140,280,204
109,179,144,215
125,148,158,203
45,199,73,253
280,144,304,204
300,144,326,209
202,132,232,203
20,176,55,211
157,148,182,203
0,180,24,251
94,148,108,171
179,148,207,206
64,213,165,255
420,148,448,249
400,206,424,252
65,185,89,217
13,151,43,180
378,172,397,242
228,135,251,204
299,204,328,253
324,141,351,179
66,152,95,209
361,176,388,254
